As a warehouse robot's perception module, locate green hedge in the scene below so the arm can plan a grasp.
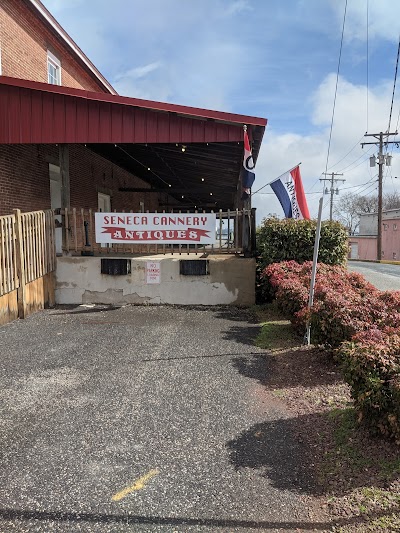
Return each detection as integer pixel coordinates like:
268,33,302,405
257,217,348,267
256,217,348,302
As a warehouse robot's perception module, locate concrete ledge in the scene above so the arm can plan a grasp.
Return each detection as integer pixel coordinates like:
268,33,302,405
55,254,255,306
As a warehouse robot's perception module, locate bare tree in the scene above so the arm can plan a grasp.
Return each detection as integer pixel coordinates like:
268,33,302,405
334,190,400,234
383,191,400,210
333,193,378,234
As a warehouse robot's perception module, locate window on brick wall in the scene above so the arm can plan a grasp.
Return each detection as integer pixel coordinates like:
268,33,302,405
47,51,61,85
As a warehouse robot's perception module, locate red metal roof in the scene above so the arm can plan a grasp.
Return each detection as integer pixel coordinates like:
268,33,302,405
0,77,267,146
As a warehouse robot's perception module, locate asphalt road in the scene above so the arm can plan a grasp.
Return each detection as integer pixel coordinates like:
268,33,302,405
347,260,400,290
0,306,320,533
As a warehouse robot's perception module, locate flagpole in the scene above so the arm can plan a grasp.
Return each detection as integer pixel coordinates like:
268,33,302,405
251,162,302,195
304,196,323,345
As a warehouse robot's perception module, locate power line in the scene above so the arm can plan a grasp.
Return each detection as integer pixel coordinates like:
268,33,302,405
327,134,365,171
339,178,376,192
320,172,345,220
323,0,348,174
336,145,375,173
387,33,400,132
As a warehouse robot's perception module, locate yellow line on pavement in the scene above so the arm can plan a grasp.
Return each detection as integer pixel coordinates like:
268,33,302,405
112,469,159,502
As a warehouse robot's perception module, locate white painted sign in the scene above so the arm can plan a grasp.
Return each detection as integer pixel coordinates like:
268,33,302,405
95,213,216,245
146,262,161,284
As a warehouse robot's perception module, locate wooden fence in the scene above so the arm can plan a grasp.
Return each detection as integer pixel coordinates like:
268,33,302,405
0,209,56,324
61,208,256,256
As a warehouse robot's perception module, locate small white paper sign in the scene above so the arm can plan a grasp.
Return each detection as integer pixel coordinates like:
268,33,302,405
146,262,160,284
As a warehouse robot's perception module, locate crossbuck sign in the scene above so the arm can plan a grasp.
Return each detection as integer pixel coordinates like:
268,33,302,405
95,213,216,245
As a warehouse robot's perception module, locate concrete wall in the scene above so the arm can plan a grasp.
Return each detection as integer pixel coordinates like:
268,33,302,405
55,254,256,306
359,213,378,236
359,210,400,235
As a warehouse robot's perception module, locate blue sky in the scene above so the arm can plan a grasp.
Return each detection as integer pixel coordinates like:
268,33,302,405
43,0,400,220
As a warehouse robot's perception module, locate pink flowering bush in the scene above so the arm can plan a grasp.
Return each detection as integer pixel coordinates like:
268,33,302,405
263,261,379,347
340,328,400,443
263,260,400,441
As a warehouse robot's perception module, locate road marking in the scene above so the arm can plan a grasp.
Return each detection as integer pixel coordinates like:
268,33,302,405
112,469,159,502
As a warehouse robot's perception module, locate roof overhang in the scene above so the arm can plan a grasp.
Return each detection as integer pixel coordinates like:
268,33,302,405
0,77,267,210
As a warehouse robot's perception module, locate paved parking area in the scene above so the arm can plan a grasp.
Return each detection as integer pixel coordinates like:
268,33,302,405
348,260,400,290
0,305,319,532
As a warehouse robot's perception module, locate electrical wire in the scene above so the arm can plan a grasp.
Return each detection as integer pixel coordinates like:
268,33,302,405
336,145,375,173
323,0,348,174
327,134,366,171
387,33,400,133
115,144,171,187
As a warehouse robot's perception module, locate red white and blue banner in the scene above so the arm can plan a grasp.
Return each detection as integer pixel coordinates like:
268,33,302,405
241,127,255,199
270,166,310,220
95,213,216,244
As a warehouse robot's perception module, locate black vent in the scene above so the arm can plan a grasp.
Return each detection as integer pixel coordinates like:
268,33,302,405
101,258,131,275
180,260,209,276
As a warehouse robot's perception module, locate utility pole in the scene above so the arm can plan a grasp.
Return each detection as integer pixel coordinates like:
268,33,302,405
361,131,397,260
320,172,345,220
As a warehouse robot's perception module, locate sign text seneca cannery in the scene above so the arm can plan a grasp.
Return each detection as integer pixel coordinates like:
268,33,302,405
95,213,216,245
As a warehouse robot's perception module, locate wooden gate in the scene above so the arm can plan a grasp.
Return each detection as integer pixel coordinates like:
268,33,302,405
0,209,56,325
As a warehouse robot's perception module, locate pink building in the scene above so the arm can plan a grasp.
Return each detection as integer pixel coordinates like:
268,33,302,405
348,209,400,261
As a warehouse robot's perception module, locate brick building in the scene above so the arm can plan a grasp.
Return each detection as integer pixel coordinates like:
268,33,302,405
0,0,268,309
0,0,266,251
0,0,166,226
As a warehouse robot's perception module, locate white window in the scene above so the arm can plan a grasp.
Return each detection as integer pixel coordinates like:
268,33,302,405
47,50,61,85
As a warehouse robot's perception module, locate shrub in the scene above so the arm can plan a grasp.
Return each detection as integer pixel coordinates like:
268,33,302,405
256,217,348,303
263,260,385,347
257,217,348,269
340,328,400,443
264,260,400,442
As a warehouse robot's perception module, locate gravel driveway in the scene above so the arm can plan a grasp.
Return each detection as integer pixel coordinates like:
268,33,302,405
0,305,322,532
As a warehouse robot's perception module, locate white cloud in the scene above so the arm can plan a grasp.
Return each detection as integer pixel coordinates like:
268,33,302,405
253,72,400,223
330,0,400,42
114,62,162,81
225,0,253,16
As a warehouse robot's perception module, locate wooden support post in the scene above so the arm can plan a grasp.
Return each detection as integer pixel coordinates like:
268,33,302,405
13,209,27,319
59,144,70,252
242,198,251,257
250,207,257,255
59,144,70,209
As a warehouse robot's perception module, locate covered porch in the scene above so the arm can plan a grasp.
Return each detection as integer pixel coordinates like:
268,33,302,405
0,76,267,307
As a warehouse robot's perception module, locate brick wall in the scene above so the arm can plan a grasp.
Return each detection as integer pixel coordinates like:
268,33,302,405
0,144,52,214
0,144,161,216
0,0,106,92
69,145,160,212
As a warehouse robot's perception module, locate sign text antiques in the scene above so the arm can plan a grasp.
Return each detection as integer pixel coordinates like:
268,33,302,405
95,213,216,245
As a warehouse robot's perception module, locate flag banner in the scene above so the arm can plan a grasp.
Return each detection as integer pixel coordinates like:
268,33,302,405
270,166,310,220
241,128,255,199
95,213,216,244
